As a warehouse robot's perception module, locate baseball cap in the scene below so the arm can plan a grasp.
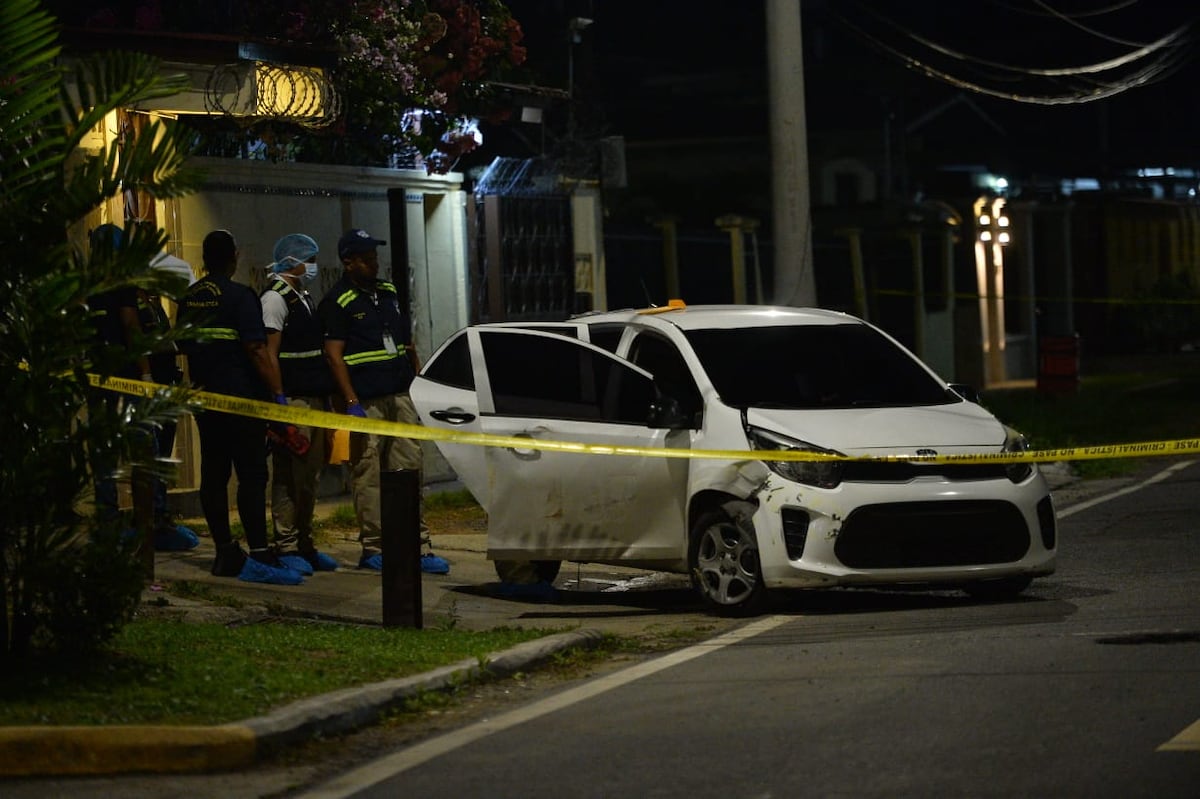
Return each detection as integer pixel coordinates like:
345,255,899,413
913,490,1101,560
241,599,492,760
337,228,387,260
268,233,319,272
89,223,124,252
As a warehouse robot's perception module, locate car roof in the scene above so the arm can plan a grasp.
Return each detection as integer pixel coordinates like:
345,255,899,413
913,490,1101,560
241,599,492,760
572,304,861,331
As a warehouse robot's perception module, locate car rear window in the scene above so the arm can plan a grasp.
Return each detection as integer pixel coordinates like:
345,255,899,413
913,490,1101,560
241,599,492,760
684,323,954,409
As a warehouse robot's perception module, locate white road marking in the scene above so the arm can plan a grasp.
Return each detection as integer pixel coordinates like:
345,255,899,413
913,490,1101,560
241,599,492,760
297,615,792,798
1055,460,1195,519
1159,719,1200,752
302,461,1200,794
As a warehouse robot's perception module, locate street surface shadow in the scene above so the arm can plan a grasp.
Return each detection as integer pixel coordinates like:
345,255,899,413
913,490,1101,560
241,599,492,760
451,581,706,617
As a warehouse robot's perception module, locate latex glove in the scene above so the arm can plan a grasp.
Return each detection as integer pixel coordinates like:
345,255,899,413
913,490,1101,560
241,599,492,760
346,400,368,418
274,393,289,405
267,421,311,456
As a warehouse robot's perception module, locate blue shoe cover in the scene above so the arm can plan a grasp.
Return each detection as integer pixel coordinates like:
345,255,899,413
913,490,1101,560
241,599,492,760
238,557,304,585
308,551,339,571
155,525,200,552
358,553,383,570
278,554,315,576
421,553,450,574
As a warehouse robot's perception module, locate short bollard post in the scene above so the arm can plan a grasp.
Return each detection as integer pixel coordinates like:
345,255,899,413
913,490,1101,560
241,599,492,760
131,465,155,581
380,469,422,629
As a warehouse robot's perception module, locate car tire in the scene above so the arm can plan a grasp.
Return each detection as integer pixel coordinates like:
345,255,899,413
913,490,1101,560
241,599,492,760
962,575,1033,600
493,559,562,585
689,509,768,615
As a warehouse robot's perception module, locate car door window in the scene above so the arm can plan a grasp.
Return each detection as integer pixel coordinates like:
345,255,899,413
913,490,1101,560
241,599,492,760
420,331,475,390
628,332,704,428
585,322,625,353
479,330,655,424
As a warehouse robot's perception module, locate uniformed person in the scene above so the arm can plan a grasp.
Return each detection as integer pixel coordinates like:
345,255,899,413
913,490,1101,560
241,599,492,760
260,233,338,573
318,228,422,570
178,229,303,585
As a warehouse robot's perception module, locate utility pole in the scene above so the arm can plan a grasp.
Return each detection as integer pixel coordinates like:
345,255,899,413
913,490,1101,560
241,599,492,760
766,0,817,306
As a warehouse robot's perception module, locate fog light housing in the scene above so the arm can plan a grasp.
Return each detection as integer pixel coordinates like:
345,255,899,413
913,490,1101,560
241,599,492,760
781,507,810,559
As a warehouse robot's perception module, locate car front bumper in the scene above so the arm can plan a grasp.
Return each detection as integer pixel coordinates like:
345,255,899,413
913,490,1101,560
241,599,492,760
752,471,1057,590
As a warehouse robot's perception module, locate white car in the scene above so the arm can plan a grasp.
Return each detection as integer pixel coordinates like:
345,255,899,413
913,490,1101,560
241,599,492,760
410,304,1057,613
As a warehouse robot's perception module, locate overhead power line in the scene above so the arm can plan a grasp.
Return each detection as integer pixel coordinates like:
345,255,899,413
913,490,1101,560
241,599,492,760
836,0,1199,105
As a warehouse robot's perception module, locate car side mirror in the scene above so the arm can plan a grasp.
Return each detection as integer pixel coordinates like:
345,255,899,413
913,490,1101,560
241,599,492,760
647,393,691,430
948,383,980,403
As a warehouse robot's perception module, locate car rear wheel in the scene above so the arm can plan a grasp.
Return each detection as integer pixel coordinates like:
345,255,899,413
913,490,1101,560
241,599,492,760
689,509,767,615
962,575,1033,600
493,559,562,585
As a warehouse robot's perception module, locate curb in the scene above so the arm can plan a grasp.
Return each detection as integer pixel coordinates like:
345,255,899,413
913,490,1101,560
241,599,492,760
0,628,607,778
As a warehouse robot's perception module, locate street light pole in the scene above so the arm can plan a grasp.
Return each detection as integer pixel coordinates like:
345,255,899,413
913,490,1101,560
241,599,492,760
567,17,593,134
766,0,816,306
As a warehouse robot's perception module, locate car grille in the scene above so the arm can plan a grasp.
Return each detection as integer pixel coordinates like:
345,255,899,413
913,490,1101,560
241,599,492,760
842,461,1010,482
834,500,1031,568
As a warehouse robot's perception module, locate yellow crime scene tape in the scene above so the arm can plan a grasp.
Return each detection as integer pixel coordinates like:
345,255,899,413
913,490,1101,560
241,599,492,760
90,374,1200,466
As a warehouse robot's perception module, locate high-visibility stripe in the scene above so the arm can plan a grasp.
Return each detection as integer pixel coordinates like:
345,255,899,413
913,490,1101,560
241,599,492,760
195,327,238,341
279,350,323,359
344,349,404,365
335,282,396,308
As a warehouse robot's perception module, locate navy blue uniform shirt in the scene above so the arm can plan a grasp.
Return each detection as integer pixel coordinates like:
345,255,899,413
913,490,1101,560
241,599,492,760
178,273,268,400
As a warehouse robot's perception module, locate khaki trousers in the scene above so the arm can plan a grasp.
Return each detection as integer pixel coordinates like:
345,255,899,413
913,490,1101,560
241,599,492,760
270,395,329,552
350,392,422,554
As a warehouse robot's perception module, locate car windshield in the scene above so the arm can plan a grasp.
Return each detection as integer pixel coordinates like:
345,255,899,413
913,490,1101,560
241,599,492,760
684,323,956,409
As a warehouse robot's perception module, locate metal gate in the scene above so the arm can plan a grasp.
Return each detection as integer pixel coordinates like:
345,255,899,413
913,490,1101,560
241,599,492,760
469,158,574,323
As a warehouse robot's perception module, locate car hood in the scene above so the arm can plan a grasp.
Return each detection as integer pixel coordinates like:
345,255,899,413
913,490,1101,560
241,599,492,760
745,403,1007,454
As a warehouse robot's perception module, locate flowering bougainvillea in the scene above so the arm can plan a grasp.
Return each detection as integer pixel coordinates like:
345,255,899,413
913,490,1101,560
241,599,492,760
52,0,527,171
325,0,527,170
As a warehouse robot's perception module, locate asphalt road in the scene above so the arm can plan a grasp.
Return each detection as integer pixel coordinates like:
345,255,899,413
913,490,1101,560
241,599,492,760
6,460,1198,798
304,460,1200,798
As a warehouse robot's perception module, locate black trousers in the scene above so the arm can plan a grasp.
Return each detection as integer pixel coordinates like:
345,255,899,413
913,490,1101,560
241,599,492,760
194,410,268,551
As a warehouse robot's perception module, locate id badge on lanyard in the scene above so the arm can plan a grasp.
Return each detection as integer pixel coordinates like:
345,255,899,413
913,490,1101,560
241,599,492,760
372,289,399,355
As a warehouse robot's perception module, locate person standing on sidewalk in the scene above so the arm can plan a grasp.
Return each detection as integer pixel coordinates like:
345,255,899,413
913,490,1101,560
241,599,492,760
178,229,303,585
135,251,200,551
319,228,422,571
260,233,339,574
86,223,198,551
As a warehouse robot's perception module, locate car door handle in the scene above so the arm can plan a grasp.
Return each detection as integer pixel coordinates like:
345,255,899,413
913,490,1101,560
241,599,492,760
507,430,544,461
429,409,476,425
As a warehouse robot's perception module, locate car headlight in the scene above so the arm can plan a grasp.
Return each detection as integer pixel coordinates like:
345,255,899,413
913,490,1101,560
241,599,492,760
747,427,845,488
1003,426,1034,483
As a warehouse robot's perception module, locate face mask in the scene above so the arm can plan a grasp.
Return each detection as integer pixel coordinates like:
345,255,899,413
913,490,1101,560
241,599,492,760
301,262,319,286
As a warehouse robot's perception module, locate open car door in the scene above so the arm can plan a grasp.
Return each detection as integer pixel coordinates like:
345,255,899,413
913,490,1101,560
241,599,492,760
415,327,689,566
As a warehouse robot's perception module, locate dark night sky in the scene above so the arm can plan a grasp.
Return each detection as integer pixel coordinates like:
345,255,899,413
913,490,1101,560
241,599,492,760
498,0,1200,176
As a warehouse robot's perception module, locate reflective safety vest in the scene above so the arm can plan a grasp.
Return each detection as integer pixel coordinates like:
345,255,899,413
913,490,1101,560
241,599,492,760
324,278,414,400
263,278,332,397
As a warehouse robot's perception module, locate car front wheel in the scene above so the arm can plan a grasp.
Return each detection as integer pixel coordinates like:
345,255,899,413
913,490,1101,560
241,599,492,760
689,509,767,615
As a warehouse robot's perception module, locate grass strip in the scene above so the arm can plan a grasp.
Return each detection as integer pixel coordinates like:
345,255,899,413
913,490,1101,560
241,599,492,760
0,620,555,727
982,359,1200,478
